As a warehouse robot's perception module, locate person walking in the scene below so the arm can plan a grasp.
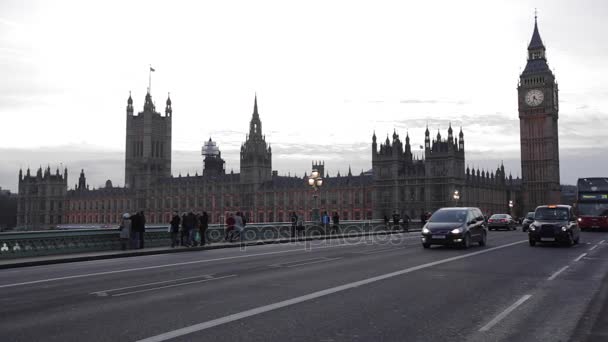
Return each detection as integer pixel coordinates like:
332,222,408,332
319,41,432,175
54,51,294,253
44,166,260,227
233,212,244,242
119,213,132,250
137,211,146,249
290,211,298,238
384,215,390,229
180,212,188,246
199,211,209,246
332,211,340,234
322,211,330,235
225,213,235,242
403,213,411,232
169,211,181,248
185,211,196,247
130,211,142,249
392,211,400,231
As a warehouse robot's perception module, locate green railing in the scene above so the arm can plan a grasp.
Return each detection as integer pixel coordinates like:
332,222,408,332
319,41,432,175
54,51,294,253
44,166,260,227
0,220,422,259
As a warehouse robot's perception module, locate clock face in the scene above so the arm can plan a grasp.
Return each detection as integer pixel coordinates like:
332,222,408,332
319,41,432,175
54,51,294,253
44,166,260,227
525,89,544,106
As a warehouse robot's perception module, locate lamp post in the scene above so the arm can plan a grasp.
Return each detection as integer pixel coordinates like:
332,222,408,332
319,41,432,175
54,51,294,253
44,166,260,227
508,199,514,217
308,169,323,223
453,190,460,207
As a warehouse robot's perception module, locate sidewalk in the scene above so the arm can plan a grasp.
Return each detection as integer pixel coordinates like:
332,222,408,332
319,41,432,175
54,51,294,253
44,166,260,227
0,228,419,269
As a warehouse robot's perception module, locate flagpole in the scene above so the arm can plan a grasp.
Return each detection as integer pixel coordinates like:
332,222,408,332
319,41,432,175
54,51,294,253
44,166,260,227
148,64,152,94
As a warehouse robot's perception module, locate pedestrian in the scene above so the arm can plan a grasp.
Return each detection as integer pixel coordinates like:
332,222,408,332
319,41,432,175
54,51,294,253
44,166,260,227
420,211,427,225
392,211,400,231
138,211,146,249
233,212,244,242
322,211,330,235
180,212,188,246
384,214,390,229
332,211,340,234
130,211,141,249
403,213,410,231
199,211,209,246
185,211,197,247
170,211,181,248
225,213,235,242
119,213,132,250
290,211,298,237
296,215,305,236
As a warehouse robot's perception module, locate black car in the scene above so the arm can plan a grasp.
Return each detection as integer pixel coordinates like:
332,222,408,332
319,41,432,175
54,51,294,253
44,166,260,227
421,207,487,249
522,211,535,232
528,205,580,246
487,214,517,231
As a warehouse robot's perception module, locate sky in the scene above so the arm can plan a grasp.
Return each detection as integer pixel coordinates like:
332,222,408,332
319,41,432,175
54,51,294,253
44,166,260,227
1,0,607,192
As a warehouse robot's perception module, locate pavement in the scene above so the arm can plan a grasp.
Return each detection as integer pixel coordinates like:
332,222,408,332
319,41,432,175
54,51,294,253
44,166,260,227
0,229,607,341
0,228,415,269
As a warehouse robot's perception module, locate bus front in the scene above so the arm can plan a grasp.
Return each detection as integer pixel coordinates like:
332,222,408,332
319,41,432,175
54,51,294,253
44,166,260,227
576,178,608,231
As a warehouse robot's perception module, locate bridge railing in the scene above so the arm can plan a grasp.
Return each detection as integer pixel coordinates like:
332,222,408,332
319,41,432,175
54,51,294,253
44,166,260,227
0,220,422,260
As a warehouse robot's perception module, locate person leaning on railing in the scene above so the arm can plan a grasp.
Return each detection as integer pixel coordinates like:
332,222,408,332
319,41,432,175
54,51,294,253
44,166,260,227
119,213,132,250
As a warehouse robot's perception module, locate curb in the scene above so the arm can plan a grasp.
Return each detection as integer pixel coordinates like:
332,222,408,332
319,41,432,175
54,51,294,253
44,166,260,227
0,228,420,270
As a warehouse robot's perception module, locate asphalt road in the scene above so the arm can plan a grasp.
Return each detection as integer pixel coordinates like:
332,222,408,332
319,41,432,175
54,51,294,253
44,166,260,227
1,229,607,342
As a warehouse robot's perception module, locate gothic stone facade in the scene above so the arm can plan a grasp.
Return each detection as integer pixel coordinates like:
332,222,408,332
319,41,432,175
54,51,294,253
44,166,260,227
372,127,521,220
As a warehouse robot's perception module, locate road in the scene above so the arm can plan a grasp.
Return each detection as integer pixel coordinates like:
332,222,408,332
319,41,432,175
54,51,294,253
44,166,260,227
1,230,607,341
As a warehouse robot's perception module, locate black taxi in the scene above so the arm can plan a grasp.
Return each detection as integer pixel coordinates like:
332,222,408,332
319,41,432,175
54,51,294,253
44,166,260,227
528,205,580,246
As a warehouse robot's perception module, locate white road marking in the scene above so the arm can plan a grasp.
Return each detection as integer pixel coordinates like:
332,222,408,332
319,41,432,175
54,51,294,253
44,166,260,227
90,274,216,295
358,247,399,255
599,240,606,244
574,253,587,262
479,294,532,332
135,239,527,342
589,245,598,251
112,275,236,297
0,242,367,289
547,266,569,281
286,257,343,268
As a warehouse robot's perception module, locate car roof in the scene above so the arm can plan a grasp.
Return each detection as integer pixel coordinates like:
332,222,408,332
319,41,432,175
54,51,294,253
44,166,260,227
536,205,571,209
436,207,479,211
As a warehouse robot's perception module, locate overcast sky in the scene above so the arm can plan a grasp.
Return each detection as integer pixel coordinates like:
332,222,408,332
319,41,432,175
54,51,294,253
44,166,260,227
1,0,607,192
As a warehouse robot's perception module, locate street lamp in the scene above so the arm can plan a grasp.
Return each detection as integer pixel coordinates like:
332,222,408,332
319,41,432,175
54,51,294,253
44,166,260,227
453,190,460,207
308,169,323,222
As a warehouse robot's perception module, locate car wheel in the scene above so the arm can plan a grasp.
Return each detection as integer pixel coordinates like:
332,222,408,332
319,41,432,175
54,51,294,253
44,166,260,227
422,243,431,249
574,235,580,245
478,231,487,247
463,233,471,249
529,239,536,247
566,233,575,247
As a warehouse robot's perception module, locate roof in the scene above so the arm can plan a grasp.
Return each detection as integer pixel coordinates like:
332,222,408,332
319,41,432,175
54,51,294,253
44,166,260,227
528,18,545,50
522,58,550,74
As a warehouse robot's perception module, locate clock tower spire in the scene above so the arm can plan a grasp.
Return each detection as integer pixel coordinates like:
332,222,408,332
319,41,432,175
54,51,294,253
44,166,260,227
518,13,561,210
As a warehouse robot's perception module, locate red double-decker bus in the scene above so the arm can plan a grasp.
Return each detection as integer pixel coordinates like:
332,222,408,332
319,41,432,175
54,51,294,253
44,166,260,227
576,177,608,231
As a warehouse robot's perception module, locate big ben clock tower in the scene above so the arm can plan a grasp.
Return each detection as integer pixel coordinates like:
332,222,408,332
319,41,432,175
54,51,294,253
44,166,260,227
518,14,561,210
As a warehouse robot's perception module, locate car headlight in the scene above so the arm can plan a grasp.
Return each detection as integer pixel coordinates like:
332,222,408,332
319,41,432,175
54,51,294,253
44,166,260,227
422,227,430,234
577,218,582,222
451,228,462,234
561,226,568,232
529,225,536,232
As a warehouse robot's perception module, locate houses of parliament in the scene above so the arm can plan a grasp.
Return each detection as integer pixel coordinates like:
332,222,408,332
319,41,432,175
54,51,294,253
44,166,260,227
16,17,560,229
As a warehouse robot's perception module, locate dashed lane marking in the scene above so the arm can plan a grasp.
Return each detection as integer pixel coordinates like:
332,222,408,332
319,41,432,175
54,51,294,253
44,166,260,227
547,265,569,281
574,253,587,262
479,294,533,332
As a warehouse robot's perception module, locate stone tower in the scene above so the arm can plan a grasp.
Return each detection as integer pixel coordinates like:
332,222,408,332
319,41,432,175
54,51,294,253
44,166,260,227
202,138,226,177
518,15,561,210
240,95,272,186
124,90,172,190
17,166,68,229
424,124,465,210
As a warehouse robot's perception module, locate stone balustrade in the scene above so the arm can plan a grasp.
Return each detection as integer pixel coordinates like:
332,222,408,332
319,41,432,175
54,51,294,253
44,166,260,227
0,220,422,259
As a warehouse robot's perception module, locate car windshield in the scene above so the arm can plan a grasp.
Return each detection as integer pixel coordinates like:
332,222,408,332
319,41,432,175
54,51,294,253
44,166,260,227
535,207,569,221
490,214,507,219
429,210,468,223
526,212,535,219
577,203,608,216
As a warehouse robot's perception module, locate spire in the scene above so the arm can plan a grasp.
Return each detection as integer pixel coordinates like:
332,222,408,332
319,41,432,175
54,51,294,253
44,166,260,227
425,124,430,136
459,126,464,138
253,93,259,117
348,165,352,177
528,10,545,50
165,92,172,116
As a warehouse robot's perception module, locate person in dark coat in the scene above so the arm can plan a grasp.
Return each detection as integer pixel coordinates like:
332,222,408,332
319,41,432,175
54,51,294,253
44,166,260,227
198,211,209,246
402,213,410,231
180,212,188,246
392,211,400,231
129,212,141,249
290,212,298,238
332,212,340,234
138,211,146,249
170,212,181,248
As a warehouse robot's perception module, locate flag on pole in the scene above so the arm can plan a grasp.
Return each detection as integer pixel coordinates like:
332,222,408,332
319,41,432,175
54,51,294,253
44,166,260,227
150,66,155,72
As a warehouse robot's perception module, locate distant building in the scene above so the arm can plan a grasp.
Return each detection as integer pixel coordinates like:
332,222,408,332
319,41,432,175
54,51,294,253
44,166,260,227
0,187,17,230
16,167,67,229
